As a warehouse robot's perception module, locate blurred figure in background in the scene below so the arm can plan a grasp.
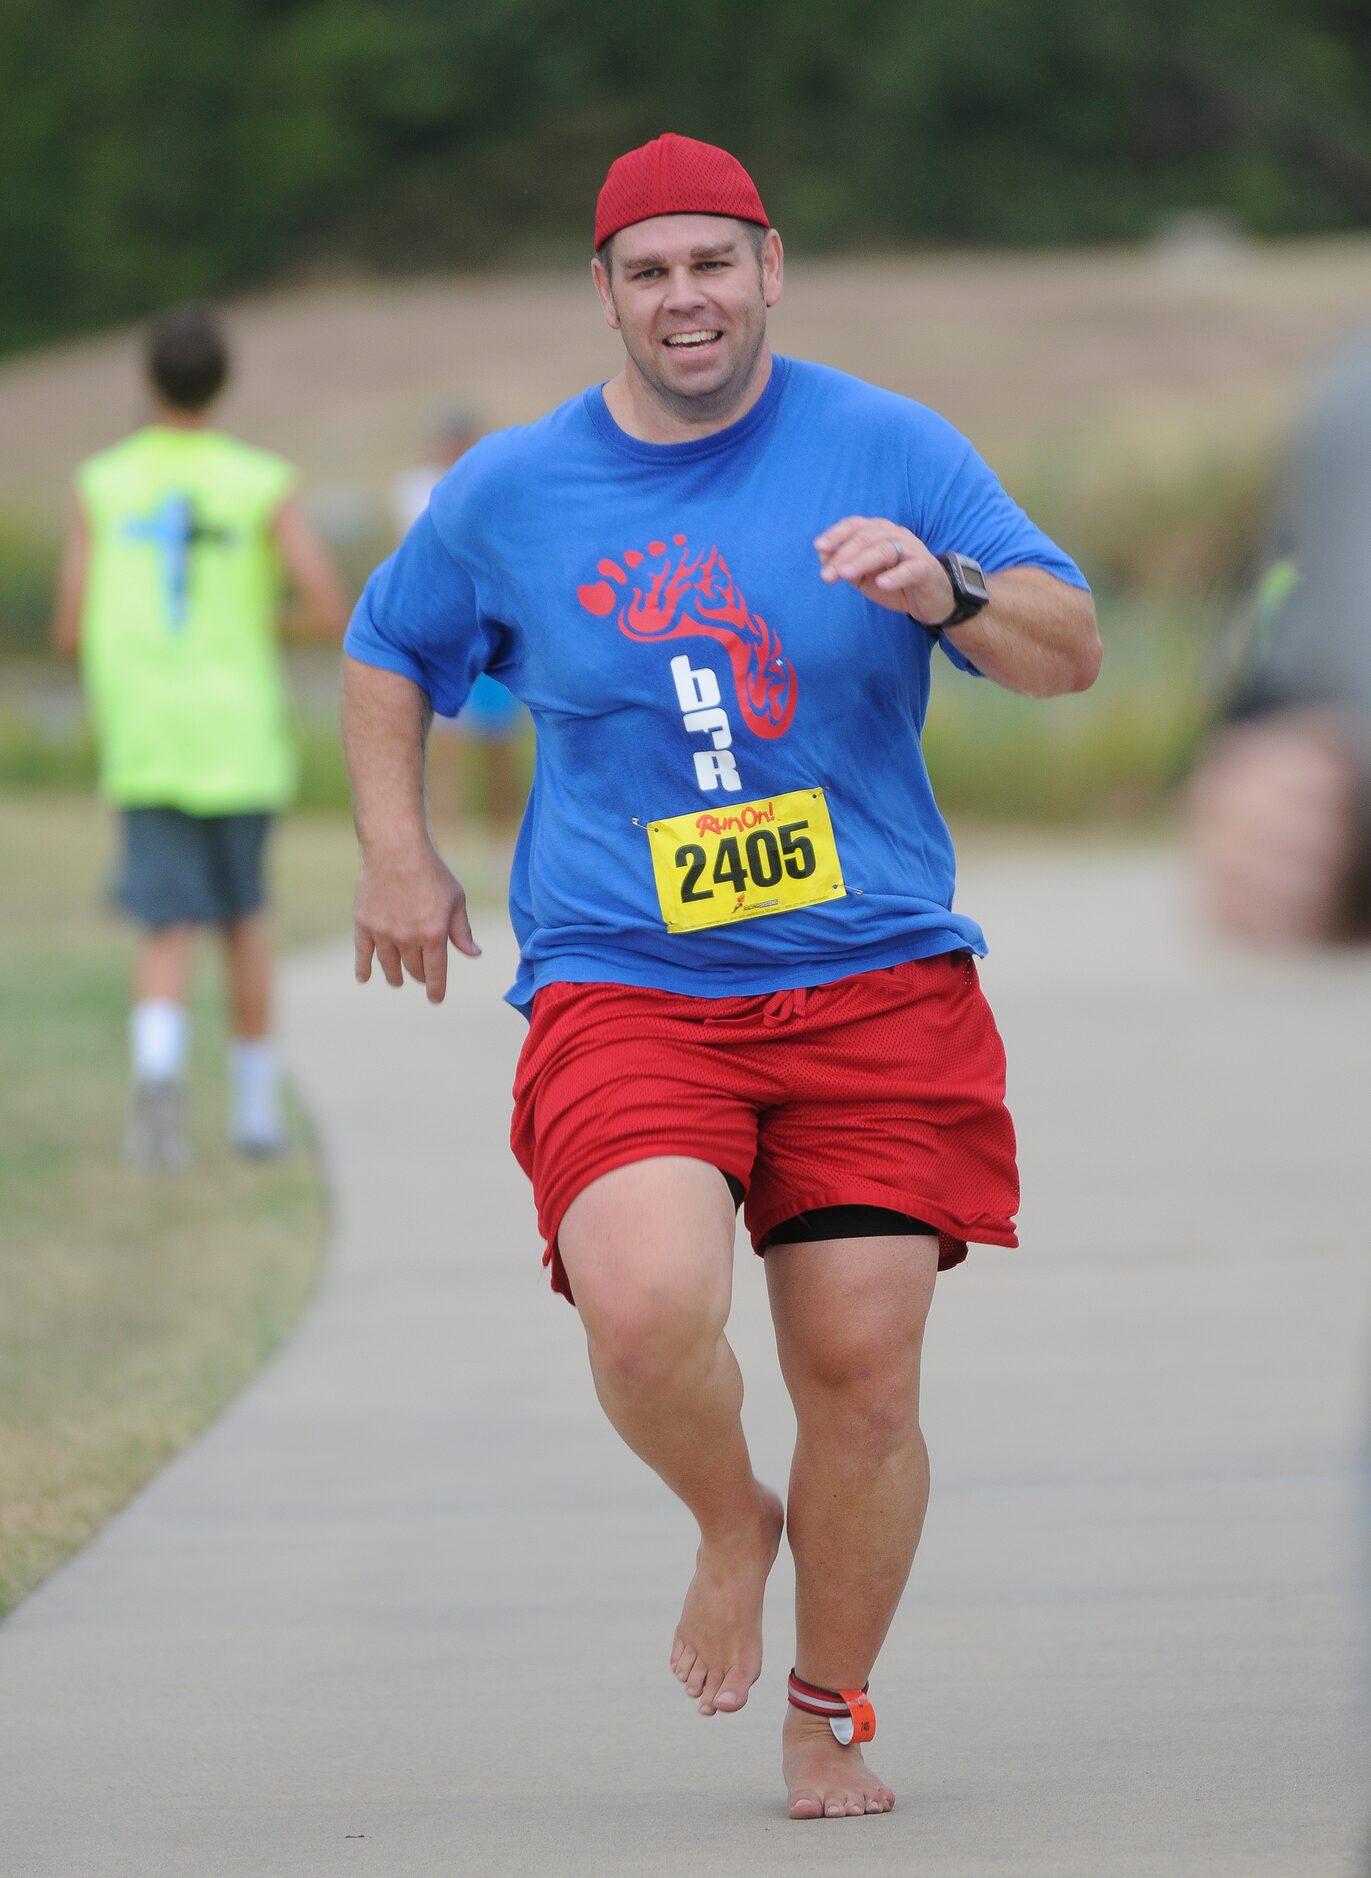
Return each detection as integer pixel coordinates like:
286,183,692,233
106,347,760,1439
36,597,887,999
1188,340,1371,943
390,406,527,857
51,303,350,1169
1187,335,1371,1876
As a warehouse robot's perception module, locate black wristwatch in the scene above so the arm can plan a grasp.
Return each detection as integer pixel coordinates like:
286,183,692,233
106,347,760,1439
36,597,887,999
910,552,990,636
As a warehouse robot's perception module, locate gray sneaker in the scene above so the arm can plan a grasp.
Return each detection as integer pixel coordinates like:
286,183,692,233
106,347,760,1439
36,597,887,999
122,1078,191,1173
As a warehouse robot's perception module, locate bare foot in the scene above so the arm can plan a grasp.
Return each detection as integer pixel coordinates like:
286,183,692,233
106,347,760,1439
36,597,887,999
782,1705,895,1819
669,1482,784,1716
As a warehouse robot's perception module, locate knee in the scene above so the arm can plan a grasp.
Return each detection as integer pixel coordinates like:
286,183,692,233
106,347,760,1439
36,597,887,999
831,1378,921,1467
580,1275,725,1395
793,1340,923,1466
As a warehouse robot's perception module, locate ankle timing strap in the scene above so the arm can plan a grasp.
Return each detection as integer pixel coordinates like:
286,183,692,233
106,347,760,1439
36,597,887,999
787,1670,876,1745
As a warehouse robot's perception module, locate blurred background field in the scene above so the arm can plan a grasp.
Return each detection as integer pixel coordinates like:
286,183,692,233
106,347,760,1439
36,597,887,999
9,0,1371,793
4,0,1371,1614
6,235,1371,821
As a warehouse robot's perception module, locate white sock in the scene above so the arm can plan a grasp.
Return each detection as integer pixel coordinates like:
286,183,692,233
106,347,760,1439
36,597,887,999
130,1000,187,1082
231,1039,280,1145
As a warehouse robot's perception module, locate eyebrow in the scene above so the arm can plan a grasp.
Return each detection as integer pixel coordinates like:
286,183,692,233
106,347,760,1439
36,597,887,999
619,240,739,270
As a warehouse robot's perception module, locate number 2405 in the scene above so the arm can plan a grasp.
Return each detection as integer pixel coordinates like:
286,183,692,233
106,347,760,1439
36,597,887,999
675,821,817,903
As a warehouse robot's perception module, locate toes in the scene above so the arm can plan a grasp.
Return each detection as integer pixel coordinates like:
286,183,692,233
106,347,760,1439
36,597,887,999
788,1789,824,1821
864,1791,886,1814
674,1644,697,1686
670,1634,684,1672
684,1657,708,1699
820,1788,866,1819
712,1667,748,1714
698,1665,748,1717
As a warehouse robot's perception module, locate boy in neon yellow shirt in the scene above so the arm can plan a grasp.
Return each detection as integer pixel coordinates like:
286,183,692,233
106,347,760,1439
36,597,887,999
52,304,349,1168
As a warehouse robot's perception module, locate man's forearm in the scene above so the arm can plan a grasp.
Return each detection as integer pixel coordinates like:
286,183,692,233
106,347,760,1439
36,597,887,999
941,568,1100,698
341,656,434,860
343,656,480,993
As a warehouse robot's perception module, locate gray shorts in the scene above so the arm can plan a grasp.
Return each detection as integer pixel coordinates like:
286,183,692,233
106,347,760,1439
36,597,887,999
116,808,272,928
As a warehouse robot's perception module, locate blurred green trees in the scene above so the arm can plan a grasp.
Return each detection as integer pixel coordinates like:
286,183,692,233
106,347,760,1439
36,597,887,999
3,0,1370,352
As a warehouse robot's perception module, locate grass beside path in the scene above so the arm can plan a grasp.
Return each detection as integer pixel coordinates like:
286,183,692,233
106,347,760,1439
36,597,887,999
0,795,363,1619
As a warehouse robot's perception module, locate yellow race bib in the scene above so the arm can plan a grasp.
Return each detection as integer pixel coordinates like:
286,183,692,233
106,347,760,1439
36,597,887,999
646,787,847,934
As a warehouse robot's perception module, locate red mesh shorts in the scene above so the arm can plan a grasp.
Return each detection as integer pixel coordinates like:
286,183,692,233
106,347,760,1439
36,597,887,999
510,952,1019,1304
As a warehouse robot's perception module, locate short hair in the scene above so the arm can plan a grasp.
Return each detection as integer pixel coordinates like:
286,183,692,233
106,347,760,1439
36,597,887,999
596,219,768,281
145,304,229,411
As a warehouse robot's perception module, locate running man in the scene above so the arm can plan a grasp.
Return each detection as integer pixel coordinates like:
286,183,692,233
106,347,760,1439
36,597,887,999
342,135,1100,1820
53,303,350,1168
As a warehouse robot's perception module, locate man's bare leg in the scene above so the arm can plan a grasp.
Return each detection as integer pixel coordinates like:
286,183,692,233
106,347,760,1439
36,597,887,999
222,914,284,1151
223,911,272,1038
766,1234,939,1819
133,922,195,1005
558,1156,783,1716
124,925,196,1168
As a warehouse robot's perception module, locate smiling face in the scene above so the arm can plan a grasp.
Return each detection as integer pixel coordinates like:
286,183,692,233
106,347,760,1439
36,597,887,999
592,213,784,440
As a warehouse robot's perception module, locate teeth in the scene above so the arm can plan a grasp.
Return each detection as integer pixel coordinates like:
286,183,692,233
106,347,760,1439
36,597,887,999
665,331,720,347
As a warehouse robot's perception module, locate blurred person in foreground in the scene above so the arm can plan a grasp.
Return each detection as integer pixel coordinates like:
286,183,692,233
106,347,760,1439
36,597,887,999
1188,341,1371,944
342,134,1100,1820
1188,339,1371,1877
51,303,350,1170
390,407,527,855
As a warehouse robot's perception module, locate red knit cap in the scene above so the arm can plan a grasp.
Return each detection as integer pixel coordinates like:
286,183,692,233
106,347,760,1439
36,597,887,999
594,133,768,250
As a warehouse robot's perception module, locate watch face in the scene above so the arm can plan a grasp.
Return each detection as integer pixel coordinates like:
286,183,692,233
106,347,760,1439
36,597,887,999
952,554,989,604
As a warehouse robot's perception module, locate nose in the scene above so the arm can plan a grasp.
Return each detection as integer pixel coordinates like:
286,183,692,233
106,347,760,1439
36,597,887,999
663,265,707,312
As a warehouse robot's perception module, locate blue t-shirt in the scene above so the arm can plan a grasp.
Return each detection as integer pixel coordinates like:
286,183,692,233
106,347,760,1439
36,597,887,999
346,355,1088,1012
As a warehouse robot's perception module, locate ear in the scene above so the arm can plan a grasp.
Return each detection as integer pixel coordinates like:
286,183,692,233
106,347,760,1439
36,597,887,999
762,229,784,310
591,256,621,332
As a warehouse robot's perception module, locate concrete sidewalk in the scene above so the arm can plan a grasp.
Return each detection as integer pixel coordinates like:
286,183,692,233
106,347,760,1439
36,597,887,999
1,844,1367,1876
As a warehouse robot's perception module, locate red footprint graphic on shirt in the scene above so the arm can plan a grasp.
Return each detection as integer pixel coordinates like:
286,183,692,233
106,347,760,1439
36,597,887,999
576,536,797,738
